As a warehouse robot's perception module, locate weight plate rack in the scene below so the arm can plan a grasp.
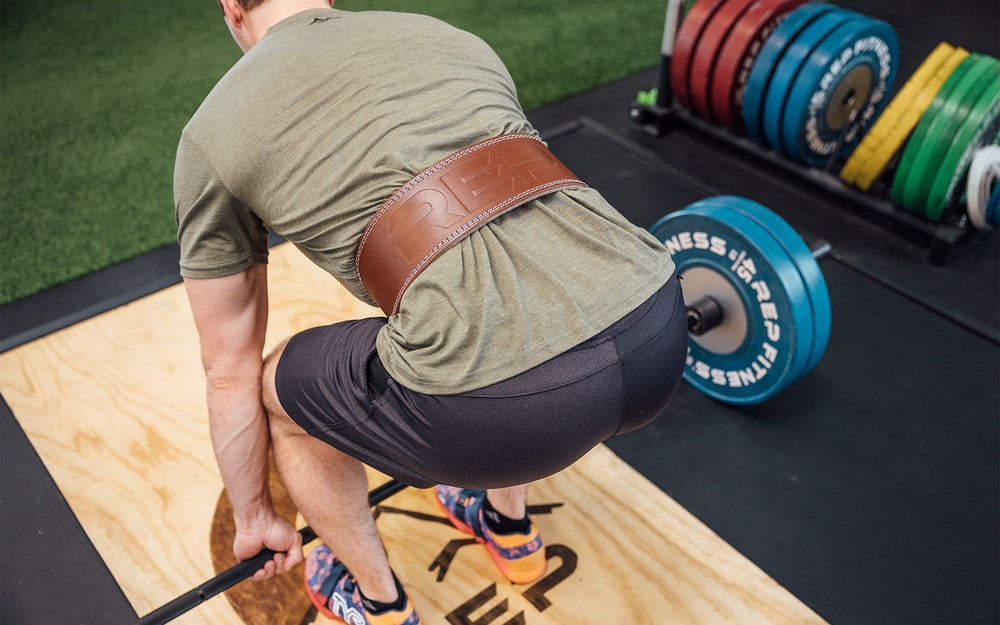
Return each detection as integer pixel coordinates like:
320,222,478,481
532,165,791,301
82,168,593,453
631,0,994,265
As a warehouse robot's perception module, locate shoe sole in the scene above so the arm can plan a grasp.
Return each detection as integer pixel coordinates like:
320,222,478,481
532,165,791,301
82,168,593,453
304,582,345,622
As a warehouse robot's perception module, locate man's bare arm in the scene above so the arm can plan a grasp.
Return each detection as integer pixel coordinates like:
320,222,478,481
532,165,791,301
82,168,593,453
184,263,301,579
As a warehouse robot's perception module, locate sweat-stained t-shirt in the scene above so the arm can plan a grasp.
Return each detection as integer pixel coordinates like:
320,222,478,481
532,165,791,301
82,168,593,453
174,9,676,394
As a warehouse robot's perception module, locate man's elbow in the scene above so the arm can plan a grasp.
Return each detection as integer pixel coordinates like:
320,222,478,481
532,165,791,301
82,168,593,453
202,356,263,392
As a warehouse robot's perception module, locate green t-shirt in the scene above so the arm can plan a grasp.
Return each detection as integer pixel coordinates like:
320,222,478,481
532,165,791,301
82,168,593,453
174,9,675,394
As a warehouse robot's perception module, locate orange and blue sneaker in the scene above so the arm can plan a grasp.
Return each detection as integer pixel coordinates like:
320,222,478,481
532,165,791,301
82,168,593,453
304,545,420,625
434,485,546,584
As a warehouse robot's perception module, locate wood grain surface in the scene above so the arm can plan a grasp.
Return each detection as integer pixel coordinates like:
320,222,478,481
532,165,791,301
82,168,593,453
0,243,827,625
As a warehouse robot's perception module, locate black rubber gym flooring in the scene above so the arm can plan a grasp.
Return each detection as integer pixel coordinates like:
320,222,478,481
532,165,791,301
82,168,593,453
2,2,998,623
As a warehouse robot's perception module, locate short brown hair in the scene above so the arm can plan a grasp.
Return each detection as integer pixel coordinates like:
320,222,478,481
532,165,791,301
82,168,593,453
233,0,267,11
217,0,267,14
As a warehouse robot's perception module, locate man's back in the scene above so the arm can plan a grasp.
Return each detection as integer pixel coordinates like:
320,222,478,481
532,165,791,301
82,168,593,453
175,8,674,393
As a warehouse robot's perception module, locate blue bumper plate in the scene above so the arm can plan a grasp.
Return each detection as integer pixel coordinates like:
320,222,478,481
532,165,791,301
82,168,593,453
650,197,829,404
743,2,836,144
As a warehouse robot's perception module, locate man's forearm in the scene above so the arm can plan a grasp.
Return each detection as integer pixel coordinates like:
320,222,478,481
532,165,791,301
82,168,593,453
206,367,273,526
184,266,272,528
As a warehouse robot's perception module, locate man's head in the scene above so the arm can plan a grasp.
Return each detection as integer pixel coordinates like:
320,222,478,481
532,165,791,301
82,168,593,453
217,0,334,52
227,0,266,10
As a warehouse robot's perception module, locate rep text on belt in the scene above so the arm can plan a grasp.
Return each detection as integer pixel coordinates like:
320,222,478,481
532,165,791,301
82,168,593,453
355,133,586,315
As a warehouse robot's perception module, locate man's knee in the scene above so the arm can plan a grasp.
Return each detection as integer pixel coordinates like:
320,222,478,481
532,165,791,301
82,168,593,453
262,338,298,434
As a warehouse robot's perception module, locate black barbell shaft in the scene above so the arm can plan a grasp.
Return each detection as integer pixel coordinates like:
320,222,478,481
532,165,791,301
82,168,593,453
129,479,407,625
687,295,724,335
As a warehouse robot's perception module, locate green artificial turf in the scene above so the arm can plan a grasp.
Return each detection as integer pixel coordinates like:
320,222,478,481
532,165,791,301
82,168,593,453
0,0,665,305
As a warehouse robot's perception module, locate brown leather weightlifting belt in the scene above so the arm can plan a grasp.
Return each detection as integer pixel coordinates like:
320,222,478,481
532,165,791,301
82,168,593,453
355,134,586,315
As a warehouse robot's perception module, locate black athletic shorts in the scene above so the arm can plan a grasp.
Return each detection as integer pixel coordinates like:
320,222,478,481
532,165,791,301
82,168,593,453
274,274,686,489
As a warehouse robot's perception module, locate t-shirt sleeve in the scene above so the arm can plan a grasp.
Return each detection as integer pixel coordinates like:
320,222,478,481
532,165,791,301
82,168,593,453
173,133,269,279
